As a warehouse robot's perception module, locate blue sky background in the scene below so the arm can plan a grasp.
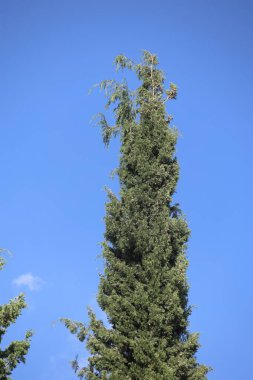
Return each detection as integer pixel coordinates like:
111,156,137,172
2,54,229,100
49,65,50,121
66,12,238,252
0,0,252,379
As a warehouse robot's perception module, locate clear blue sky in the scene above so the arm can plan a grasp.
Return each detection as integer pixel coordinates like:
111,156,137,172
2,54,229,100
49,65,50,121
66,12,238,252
0,1,252,378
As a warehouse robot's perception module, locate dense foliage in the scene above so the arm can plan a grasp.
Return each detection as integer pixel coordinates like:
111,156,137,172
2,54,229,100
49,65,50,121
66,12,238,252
0,254,32,380
62,51,209,379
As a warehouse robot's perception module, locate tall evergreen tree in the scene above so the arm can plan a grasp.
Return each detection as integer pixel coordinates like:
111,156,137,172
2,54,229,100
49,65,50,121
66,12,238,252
0,254,32,379
62,51,209,379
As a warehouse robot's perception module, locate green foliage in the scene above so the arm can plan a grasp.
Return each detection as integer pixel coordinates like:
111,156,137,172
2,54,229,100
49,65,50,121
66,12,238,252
60,318,87,342
63,51,210,379
0,256,32,379
94,113,120,148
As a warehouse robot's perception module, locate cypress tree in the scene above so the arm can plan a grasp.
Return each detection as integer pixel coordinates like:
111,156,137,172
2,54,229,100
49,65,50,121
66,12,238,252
0,254,32,379
62,51,209,379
